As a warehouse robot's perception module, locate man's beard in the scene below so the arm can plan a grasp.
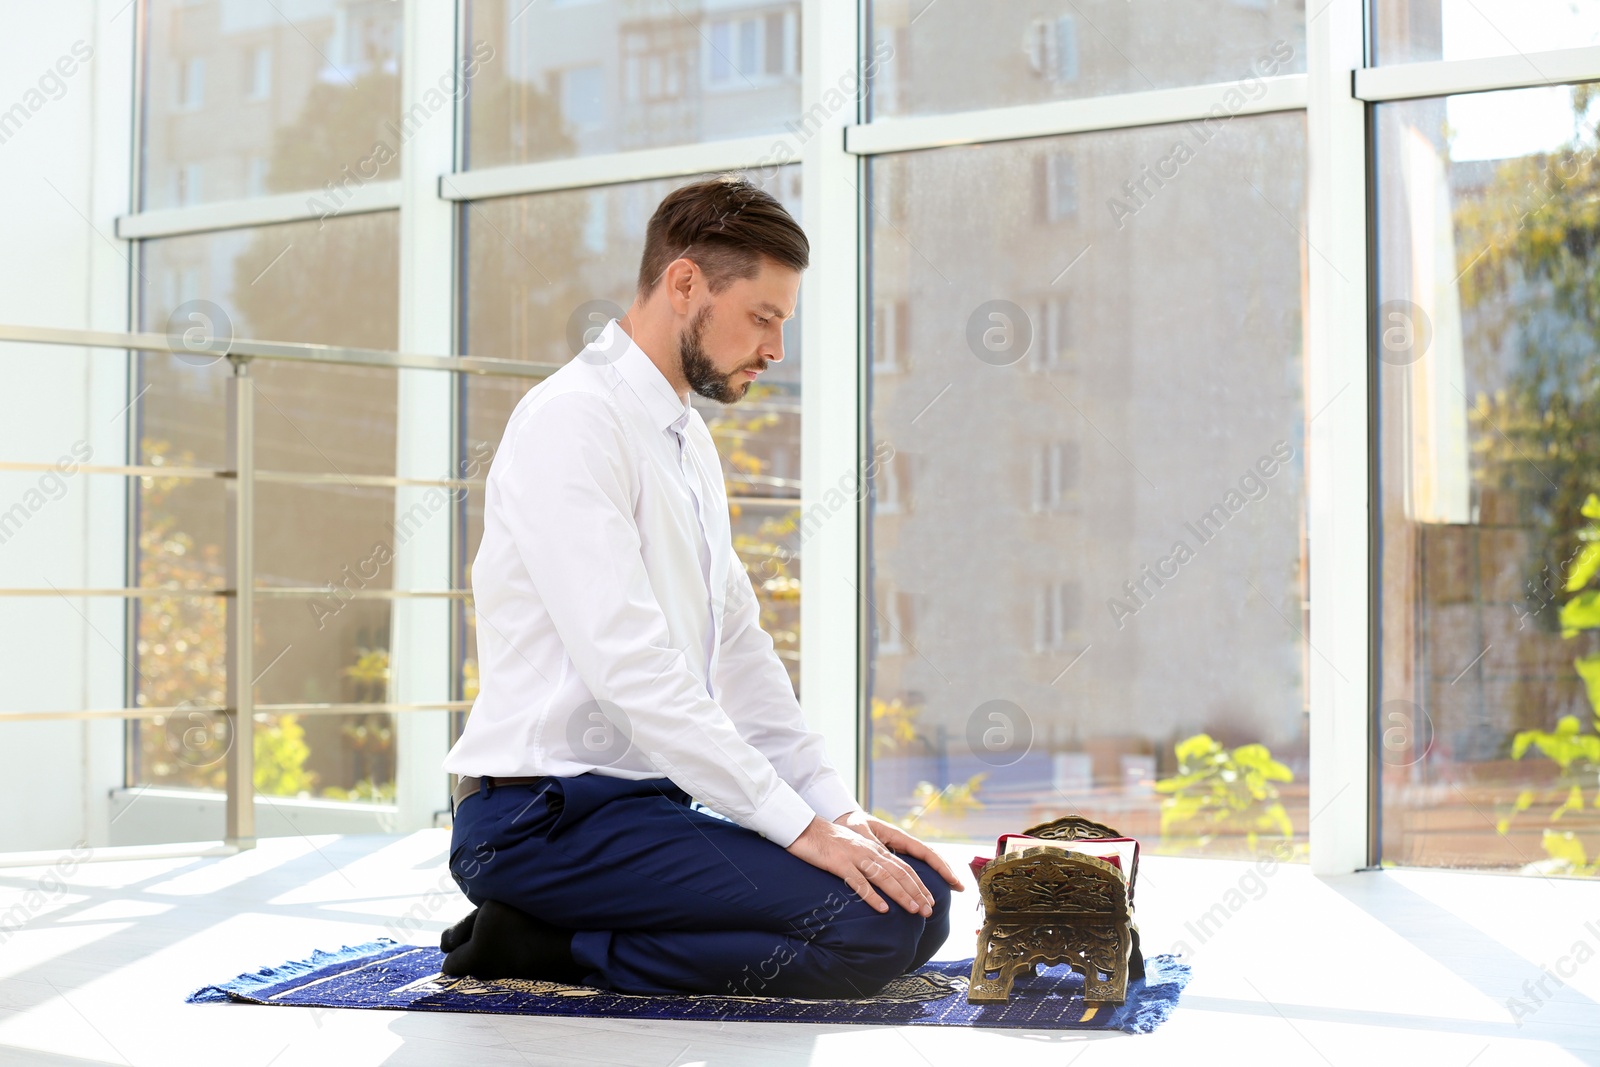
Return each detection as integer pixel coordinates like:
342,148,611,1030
680,303,765,404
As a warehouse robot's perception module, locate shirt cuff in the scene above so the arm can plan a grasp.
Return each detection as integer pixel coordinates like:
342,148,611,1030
800,774,862,825
744,780,818,848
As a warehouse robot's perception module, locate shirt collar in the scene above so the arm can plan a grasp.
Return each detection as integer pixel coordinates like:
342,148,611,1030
598,317,691,434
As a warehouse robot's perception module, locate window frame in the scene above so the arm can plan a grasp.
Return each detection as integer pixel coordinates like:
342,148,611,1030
108,0,1600,871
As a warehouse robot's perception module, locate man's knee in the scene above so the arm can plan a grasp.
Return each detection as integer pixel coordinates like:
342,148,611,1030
907,856,952,920
852,902,928,984
849,859,952,984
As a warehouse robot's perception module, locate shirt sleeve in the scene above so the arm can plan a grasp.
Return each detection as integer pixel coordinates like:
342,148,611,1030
713,558,863,824
496,390,817,847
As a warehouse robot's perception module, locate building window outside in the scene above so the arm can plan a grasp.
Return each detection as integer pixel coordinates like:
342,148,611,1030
246,45,271,101
177,56,204,110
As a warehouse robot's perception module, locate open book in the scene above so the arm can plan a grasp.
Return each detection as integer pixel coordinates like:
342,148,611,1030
970,832,1140,901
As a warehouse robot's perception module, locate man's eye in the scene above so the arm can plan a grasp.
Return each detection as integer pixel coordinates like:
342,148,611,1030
755,316,769,326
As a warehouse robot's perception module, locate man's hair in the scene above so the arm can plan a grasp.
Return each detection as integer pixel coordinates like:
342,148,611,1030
635,174,809,301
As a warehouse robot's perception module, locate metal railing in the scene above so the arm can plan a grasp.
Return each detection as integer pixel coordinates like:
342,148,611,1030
0,324,560,849
1,323,807,849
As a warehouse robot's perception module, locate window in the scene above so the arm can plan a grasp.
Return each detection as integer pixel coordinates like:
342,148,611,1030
1375,85,1600,872
868,25,900,119
873,587,914,657
1372,0,1600,64
142,0,403,209
245,156,268,197
705,12,795,90
1026,15,1079,84
765,12,789,76
875,448,911,515
1033,581,1081,654
1031,441,1080,513
177,56,204,110
133,213,403,803
467,1,800,167
865,114,1309,851
872,298,909,374
174,162,203,206
709,21,733,84
246,45,271,101
581,193,608,253
91,0,1600,874
867,1,1304,118
559,66,606,131
1041,150,1079,222
1028,295,1073,373
738,18,759,79
460,169,806,693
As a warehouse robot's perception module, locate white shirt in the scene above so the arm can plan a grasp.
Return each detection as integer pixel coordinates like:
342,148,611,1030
442,317,859,847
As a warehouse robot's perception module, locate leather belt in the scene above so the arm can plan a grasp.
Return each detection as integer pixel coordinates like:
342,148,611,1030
451,774,546,816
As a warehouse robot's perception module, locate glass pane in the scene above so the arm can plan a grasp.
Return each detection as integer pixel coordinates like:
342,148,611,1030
137,213,400,472
142,0,404,210
133,213,402,802
458,167,804,691
462,0,802,167
1373,0,1600,65
867,0,1305,119
866,114,1309,859
1376,86,1600,877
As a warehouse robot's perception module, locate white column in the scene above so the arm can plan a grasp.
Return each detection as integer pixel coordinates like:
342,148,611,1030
799,0,865,797
86,0,138,851
0,0,134,852
389,0,459,831
1306,0,1373,875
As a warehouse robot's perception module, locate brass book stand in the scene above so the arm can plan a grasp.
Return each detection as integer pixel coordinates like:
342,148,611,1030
967,815,1144,1005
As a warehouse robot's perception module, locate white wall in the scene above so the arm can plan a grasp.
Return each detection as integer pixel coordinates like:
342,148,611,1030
0,0,135,852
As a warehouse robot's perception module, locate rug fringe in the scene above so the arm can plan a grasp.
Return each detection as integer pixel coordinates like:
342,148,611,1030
1112,954,1192,1034
184,937,401,1004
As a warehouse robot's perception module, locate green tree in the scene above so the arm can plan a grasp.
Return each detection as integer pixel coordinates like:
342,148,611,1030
1456,88,1600,634
1154,733,1295,853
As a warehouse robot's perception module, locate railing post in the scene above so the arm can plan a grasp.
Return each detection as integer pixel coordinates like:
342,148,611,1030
225,355,256,848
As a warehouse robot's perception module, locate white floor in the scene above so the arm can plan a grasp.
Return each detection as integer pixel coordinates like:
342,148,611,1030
1,830,1597,1066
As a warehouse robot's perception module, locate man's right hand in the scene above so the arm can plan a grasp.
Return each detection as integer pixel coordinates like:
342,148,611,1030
785,816,935,916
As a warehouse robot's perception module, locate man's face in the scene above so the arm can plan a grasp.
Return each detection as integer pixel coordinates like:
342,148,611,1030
679,257,800,404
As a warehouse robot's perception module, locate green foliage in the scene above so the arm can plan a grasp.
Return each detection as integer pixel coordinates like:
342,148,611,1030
870,697,924,760
1496,492,1600,873
1575,653,1600,716
323,777,397,804
707,381,801,690
865,692,987,833
1561,591,1600,637
1537,829,1600,876
135,438,230,790
254,714,316,796
1511,714,1600,772
1502,712,1600,836
871,773,987,832
1153,733,1295,852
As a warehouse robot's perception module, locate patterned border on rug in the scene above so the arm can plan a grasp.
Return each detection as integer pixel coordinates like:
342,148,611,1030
186,938,1190,1033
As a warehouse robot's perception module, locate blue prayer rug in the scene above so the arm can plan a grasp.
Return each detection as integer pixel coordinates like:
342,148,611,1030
186,938,1190,1033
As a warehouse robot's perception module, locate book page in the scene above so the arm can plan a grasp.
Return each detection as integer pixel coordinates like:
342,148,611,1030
1000,836,1137,879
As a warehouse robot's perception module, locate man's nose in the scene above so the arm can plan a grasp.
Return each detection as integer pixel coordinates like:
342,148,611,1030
764,326,785,364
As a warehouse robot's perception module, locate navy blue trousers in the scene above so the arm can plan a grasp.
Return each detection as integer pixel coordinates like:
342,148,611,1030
446,773,951,997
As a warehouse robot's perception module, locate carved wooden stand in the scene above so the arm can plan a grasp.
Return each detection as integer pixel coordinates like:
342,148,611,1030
967,815,1144,1005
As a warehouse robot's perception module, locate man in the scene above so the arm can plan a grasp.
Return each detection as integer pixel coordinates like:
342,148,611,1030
439,174,961,998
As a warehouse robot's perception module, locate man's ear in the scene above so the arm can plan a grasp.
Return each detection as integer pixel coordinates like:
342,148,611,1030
663,257,700,316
